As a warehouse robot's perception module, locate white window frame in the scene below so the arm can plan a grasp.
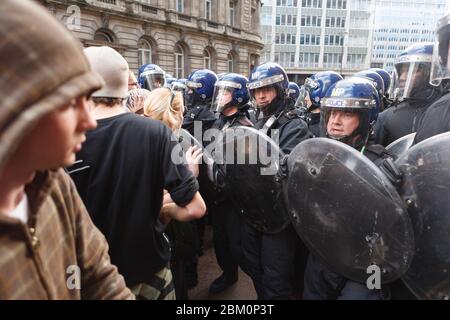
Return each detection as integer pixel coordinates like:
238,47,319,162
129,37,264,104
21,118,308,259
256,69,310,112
228,53,234,72
175,45,184,78
204,50,211,69
229,1,235,26
138,39,152,66
176,0,184,13
205,0,212,20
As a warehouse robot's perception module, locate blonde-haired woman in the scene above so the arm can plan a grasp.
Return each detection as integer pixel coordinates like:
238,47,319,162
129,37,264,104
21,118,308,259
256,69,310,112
144,87,185,132
144,87,203,300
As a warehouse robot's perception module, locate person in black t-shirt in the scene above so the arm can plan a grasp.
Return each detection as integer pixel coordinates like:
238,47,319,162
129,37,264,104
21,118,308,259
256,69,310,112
68,46,206,300
145,87,203,300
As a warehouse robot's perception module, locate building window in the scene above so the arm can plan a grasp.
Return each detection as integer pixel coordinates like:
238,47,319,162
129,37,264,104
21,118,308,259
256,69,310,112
228,53,234,72
302,0,322,7
94,30,114,43
205,0,212,20
175,45,184,78
229,1,235,26
138,39,152,66
277,0,298,6
204,49,211,69
176,0,184,13
275,14,297,26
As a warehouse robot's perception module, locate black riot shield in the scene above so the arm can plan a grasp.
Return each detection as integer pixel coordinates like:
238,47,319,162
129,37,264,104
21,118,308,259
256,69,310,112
286,138,415,284
396,132,450,300
213,126,289,234
178,129,215,207
386,132,416,159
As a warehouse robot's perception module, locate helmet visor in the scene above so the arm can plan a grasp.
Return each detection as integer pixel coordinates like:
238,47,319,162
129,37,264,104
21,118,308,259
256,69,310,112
389,59,431,100
211,81,241,113
321,106,370,149
430,39,449,86
141,71,165,91
296,85,311,109
247,74,285,91
172,81,186,91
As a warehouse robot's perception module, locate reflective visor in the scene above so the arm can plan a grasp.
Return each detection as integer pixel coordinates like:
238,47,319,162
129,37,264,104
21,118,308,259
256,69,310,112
141,70,165,91
430,40,449,85
297,85,311,109
210,82,238,113
389,60,431,100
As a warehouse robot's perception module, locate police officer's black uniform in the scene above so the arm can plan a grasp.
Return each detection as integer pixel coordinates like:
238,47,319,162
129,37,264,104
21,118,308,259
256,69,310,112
375,95,441,146
243,98,312,299
208,111,254,293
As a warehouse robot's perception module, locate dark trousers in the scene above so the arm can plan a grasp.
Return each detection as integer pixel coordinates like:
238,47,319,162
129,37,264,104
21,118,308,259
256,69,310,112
292,239,309,298
212,203,243,275
242,221,297,300
303,253,381,300
171,260,189,300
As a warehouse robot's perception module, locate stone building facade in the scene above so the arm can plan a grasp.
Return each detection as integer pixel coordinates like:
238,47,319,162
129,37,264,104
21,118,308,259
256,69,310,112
39,0,263,77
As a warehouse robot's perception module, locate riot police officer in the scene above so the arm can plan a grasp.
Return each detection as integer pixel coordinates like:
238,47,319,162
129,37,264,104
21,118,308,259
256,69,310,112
138,63,166,91
182,69,218,135
370,67,393,109
243,62,312,299
374,43,443,146
414,16,450,143
303,77,394,300
164,75,177,89
298,71,343,137
354,69,386,111
287,81,301,109
207,73,253,293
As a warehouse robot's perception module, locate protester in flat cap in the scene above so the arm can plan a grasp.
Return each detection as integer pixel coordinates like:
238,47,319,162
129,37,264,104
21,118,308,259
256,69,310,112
0,0,133,299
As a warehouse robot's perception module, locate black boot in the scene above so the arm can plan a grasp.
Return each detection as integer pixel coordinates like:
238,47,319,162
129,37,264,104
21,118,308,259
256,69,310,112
209,271,238,294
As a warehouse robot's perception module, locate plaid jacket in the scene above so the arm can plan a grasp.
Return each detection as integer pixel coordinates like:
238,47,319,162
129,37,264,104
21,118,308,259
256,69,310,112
0,169,134,300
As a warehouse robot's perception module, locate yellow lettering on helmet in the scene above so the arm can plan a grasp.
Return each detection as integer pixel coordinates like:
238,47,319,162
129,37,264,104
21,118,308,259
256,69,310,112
331,88,345,97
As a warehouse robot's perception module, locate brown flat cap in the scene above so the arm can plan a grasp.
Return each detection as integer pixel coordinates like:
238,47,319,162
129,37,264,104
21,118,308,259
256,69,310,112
0,0,104,170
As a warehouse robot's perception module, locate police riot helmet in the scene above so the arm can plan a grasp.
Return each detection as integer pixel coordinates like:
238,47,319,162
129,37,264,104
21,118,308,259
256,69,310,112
211,73,250,114
321,78,380,150
247,62,289,105
390,43,435,101
185,69,218,108
139,64,166,91
299,71,343,112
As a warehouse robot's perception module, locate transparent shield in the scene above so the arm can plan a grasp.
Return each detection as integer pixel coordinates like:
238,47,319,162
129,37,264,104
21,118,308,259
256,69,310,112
397,132,450,299
286,138,415,284
177,129,216,207
385,132,416,159
214,126,288,233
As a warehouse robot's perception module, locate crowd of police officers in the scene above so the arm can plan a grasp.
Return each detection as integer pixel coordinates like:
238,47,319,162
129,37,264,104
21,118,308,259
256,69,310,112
3,0,450,301
134,12,450,300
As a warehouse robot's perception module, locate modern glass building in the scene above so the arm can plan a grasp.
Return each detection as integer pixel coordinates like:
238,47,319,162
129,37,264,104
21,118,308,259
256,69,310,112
371,0,448,72
260,0,375,82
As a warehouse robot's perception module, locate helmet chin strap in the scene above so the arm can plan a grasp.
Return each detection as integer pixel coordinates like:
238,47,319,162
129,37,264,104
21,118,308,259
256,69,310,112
327,132,366,150
260,96,285,117
220,101,235,113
